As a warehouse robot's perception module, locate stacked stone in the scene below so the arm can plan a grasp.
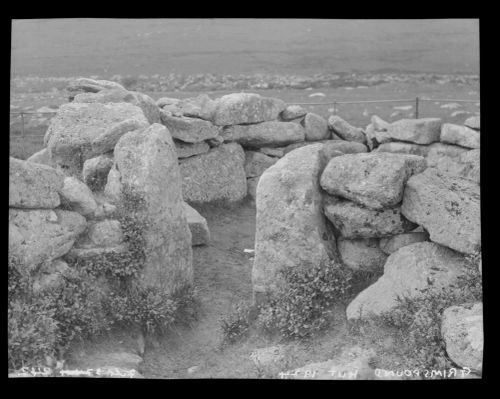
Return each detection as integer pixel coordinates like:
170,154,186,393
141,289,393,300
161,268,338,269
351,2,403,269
320,152,428,273
9,157,87,293
252,116,482,371
22,78,194,294
156,93,246,209
368,115,480,184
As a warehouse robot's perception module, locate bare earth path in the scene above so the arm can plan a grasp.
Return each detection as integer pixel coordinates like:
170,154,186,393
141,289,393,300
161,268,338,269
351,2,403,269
141,200,265,379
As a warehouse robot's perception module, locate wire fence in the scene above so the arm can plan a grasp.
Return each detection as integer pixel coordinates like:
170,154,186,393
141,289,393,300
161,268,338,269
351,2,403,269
10,96,480,140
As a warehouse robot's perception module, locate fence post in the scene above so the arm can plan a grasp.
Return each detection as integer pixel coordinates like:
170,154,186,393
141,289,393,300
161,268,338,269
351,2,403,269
415,97,420,119
20,112,25,140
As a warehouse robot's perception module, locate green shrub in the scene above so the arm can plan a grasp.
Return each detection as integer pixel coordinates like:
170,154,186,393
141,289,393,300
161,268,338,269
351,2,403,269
219,301,253,346
256,260,354,340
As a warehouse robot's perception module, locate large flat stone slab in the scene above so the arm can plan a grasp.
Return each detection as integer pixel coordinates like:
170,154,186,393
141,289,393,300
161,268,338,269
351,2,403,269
320,152,427,210
221,121,305,148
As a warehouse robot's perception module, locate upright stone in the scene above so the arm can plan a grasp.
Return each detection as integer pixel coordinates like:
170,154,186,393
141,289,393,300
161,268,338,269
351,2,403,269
113,123,193,293
252,144,336,298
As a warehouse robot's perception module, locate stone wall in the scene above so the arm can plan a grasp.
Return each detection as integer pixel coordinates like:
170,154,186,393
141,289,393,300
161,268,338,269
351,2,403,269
251,108,481,371
11,77,482,371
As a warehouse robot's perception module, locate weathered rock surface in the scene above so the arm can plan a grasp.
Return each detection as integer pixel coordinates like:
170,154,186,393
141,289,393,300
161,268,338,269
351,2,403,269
321,140,368,157
174,140,210,159
379,232,429,255
320,152,427,210
401,168,480,254
161,94,217,121
72,88,160,124
328,115,366,143
426,142,469,168
253,144,336,296
385,118,442,144
183,203,210,246
433,149,480,184
91,119,149,155
440,123,480,149
179,143,247,204
67,78,125,93
279,139,367,158
244,151,278,178
82,154,114,189
442,302,483,373
10,157,64,209
221,121,305,148
280,105,306,121
9,209,87,271
323,196,417,238
464,116,480,130
160,111,220,143
346,242,467,319
337,237,387,272
374,142,430,157
45,102,149,171
212,93,286,126
303,113,330,141
26,148,56,167
113,123,193,293
59,176,98,216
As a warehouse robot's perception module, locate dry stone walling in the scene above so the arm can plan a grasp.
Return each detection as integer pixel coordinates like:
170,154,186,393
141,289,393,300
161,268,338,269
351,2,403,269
251,110,482,374
11,77,482,374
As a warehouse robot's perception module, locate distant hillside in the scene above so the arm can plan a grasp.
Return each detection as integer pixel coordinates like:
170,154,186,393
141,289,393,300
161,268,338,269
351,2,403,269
11,19,479,78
